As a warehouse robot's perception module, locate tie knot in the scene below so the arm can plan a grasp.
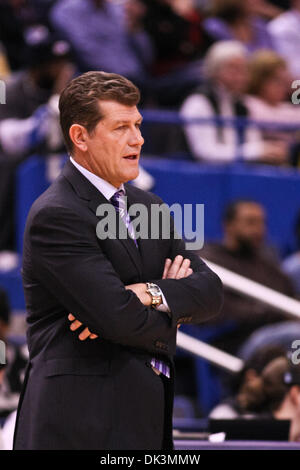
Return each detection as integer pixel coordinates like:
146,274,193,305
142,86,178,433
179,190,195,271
110,189,125,208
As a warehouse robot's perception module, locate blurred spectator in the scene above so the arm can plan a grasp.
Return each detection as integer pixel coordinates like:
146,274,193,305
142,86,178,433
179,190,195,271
236,356,300,441
248,0,285,19
0,26,73,251
0,366,5,449
141,0,211,76
181,41,287,164
0,289,10,344
246,50,300,157
0,44,10,79
50,0,153,92
199,199,295,354
0,0,55,71
0,288,28,419
0,0,27,71
210,344,287,419
0,26,73,155
268,0,300,79
282,210,300,297
138,0,213,105
268,0,291,10
203,0,274,53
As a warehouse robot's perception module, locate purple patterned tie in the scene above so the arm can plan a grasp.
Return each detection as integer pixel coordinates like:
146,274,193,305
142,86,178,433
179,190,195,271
110,189,138,247
111,189,170,379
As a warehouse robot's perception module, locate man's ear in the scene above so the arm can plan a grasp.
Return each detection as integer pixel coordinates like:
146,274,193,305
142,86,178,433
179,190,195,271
69,124,89,152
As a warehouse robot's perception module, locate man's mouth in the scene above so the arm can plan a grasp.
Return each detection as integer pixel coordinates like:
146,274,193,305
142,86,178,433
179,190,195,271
123,154,138,160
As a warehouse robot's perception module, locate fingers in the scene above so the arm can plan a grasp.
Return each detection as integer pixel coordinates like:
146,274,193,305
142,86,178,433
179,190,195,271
69,319,82,331
165,255,184,279
164,255,193,279
68,314,98,340
78,327,98,341
89,333,98,340
162,258,172,279
175,258,191,279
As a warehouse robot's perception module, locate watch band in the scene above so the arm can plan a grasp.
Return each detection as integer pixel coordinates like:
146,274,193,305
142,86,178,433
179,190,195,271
146,282,162,307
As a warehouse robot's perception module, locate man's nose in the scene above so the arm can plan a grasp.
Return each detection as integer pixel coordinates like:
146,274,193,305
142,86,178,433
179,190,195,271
129,127,144,146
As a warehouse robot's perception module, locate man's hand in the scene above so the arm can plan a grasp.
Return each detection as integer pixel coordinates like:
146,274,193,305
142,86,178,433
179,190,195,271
162,255,193,329
68,313,98,340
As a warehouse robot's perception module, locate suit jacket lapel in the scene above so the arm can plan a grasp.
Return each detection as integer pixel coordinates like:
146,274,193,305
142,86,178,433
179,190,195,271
62,161,143,277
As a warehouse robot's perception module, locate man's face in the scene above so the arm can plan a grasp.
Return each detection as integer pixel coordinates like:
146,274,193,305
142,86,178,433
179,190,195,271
77,100,144,188
226,203,266,252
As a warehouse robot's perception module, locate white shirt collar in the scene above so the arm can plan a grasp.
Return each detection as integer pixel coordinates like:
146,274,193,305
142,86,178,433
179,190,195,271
70,156,124,200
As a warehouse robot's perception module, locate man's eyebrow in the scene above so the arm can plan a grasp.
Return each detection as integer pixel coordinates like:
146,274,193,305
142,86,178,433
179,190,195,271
113,116,143,125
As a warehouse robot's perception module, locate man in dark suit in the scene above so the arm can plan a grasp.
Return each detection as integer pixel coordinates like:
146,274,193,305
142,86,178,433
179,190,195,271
13,71,223,450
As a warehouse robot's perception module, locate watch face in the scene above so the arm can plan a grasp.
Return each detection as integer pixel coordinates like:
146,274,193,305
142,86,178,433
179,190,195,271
149,284,160,295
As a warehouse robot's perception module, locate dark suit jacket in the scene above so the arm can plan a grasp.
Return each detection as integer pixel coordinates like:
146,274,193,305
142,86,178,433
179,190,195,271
13,160,223,450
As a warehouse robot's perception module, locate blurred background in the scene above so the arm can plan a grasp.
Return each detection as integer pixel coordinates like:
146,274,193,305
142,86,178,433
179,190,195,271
1,0,300,448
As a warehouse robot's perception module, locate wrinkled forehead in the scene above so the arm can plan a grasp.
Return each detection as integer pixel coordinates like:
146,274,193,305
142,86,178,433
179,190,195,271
98,100,142,124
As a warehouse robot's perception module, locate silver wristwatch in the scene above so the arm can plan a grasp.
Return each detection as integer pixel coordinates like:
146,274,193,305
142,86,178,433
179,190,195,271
146,282,162,307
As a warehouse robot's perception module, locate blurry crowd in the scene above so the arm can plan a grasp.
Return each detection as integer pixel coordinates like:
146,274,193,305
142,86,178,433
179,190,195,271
1,0,300,447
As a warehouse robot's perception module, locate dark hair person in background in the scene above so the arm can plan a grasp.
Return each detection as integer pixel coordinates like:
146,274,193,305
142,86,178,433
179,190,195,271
199,199,295,355
210,344,287,419
237,356,300,441
203,0,275,52
13,71,223,450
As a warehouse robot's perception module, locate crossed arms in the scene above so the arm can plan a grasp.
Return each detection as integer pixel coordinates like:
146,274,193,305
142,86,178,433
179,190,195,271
29,205,223,356
69,255,193,340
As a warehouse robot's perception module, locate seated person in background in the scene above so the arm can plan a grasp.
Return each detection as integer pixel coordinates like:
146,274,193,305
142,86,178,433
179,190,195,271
0,26,73,159
0,43,10,79
282,210,300,298
210,344,286,419
0,363,5,450
0,0,27,72
199,199,295,354
140,0,211,76
268,0,300,79
246,49,300,162
203,0,275,52
211,352,300,442
50,0,153,93
237,356,300,441
181,40,287,164
0,26,73,252
0,288,28,419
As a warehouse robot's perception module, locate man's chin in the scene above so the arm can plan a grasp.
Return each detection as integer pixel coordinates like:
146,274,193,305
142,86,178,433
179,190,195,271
125,167,139,182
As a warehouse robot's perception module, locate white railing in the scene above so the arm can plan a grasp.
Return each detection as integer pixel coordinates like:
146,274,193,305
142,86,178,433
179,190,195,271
176,330,244,373
176,260,300,372
204,259,300,319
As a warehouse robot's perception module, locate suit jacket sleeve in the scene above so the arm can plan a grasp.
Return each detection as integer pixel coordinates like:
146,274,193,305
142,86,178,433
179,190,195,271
150,194,223,329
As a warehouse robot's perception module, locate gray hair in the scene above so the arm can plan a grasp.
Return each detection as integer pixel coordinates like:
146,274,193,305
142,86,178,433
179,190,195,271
203,40,248,79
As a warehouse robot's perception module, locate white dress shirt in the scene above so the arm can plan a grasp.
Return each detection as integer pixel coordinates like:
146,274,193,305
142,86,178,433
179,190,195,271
70,157,170,313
